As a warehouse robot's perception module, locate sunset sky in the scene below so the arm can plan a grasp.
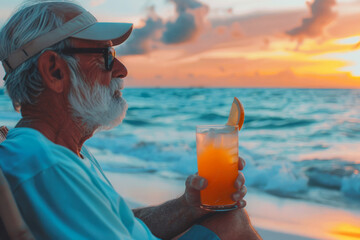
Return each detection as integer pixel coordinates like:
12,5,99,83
1,0,360,88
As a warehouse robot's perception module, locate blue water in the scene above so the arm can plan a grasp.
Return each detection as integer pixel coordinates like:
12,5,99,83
1,88,360,209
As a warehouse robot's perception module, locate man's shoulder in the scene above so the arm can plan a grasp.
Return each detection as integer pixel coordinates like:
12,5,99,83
0,127,63,162
0,127,80,190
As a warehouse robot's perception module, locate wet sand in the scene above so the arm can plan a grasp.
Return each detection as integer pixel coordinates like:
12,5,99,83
106,172,360,240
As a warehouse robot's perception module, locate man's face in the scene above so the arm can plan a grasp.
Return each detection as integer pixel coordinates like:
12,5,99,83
67,38,129,132
71,38,127,87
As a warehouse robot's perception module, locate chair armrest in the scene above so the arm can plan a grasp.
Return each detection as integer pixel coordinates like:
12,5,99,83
0,126,35,240
0,126,8,143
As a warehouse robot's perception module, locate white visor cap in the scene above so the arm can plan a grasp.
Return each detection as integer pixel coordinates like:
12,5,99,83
1,11,133,75
72,22,133,45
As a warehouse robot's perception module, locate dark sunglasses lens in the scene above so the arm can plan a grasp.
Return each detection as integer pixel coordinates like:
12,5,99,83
107,48,115,70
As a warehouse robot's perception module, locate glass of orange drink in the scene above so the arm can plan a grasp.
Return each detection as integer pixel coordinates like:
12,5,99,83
196,125,239,211
196,97,245,211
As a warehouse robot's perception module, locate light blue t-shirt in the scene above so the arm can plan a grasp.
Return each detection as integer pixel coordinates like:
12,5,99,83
0,127,219,240
0,128,159,240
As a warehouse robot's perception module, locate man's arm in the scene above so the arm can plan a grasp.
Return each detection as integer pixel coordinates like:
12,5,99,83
133,194,207,240
133,161,249,240
133,184,260,240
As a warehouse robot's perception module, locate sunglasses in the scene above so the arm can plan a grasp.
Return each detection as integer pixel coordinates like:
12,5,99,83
62,47,116,71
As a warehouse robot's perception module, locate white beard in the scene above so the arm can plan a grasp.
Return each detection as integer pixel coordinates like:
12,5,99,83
68,71,128,132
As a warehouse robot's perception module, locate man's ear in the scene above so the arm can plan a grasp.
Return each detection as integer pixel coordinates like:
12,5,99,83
38,51,70,93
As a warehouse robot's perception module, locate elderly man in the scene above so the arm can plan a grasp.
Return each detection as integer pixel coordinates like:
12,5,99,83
0,1,261,240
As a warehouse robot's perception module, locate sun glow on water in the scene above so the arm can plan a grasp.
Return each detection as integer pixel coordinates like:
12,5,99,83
331,224,360,240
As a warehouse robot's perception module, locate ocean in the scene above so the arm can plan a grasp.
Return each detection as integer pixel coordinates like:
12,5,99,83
1,88,359,210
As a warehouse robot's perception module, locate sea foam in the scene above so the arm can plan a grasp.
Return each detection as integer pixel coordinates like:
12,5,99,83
341,173,360,199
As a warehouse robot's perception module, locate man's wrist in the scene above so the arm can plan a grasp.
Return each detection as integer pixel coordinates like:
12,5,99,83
179,194,210,220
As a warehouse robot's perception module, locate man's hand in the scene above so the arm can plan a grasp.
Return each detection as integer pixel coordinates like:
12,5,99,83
199,208,262,240
177,156,262,240
183,156,247,213
133,157,250,240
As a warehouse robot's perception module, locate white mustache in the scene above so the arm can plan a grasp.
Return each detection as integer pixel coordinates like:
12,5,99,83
111,78,125,91
68,74,128,132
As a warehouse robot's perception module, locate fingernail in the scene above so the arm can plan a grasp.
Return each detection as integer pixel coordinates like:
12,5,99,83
235,180,242,189
233,193,241,201
199,178,205,187
239,200,246,208
242,158,246,167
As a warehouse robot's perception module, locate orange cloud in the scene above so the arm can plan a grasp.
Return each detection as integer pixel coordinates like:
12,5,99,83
286,0,337,43
117,0,360,89
122,51,360,88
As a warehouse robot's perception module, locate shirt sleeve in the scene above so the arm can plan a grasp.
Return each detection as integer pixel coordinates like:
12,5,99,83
179,225,220,240
13,162,158,240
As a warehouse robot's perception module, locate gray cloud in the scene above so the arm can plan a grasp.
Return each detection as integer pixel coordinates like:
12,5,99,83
162,12,196,44
172,0,203,12
117,8,164,55
286,0,337,42
162,0,209,44
118,0,209,55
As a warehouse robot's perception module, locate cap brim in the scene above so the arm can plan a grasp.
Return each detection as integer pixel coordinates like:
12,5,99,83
72,22,133,46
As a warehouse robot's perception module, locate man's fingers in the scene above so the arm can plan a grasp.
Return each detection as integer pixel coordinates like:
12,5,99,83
238,199,247,208
238,156,246,170
232,185,247,202
234,171,245,189
185,175,208,190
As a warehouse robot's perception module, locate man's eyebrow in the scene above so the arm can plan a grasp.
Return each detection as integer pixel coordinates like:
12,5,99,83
102,41,113,47
91,40,112,48
100,44,112,47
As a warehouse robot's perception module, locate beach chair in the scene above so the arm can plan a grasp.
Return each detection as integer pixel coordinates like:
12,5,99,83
0,126,35,240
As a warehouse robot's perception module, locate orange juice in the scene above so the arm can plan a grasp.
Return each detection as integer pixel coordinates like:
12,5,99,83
196,125,238,210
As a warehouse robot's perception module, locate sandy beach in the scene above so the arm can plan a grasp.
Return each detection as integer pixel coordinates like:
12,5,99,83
106,171,360,240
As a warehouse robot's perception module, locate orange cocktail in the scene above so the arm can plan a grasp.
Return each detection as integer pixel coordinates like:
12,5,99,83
196,125,239,211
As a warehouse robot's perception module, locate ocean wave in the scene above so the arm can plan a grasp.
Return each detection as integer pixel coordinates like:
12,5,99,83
128,106,155,111
140,92,152,98
123,119,153,126
86,131,360,209
243,161,308,197
309,130,332,138
245,117,316,129
244,115,285,123
311,144,329,150
88,132,359,195
196,113,227,121
306,165,356,189
341,173,360,199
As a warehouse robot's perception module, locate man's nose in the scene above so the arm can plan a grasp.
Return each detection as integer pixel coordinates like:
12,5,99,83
112,58,128,78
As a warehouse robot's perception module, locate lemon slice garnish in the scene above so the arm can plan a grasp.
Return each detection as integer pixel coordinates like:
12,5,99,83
226,97,245,131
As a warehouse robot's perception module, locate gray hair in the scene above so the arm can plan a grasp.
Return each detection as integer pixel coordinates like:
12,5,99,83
0,1,78,111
